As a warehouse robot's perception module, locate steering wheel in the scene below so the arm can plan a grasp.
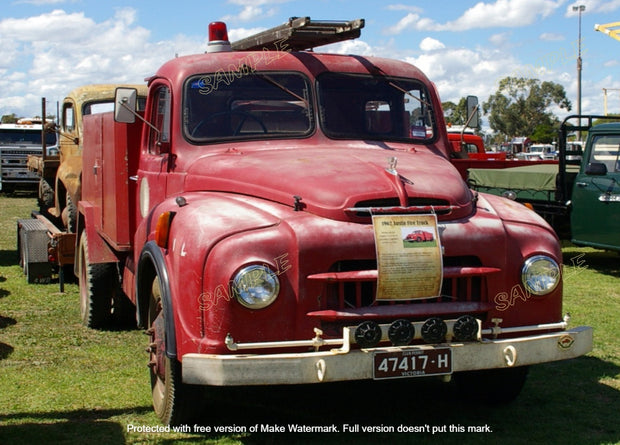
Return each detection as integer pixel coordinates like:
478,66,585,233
191,111,267,137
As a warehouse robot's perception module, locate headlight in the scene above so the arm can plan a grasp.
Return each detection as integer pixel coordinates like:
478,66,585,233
521,255,560,296
232,265,280,309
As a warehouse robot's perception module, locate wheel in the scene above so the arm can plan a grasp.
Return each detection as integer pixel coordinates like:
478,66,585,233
64,193,77,233
78,231,116,329
454,366,529,404
191,111,267,137
147,276,202,426
38,178,54,212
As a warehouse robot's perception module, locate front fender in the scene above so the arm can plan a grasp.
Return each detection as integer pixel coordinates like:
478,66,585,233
137,241,178,359
137,193,282,358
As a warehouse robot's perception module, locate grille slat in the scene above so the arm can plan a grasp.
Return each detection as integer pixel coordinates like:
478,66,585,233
308,259,500,311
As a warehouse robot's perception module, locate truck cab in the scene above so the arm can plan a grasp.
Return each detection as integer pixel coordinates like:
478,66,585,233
570,122,620,251
76,18,591,426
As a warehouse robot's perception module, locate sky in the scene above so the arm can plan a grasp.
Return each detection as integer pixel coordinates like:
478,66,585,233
1,0,619,132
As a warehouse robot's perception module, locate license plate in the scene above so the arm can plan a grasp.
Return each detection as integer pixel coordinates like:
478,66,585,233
373,347,452,380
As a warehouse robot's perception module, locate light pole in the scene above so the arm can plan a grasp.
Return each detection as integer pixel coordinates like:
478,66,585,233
573,4,585,140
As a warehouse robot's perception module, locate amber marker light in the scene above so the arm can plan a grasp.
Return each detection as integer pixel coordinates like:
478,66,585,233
155,211,175,248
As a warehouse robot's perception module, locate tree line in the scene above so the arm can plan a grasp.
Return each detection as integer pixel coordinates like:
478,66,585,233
443,76,573,144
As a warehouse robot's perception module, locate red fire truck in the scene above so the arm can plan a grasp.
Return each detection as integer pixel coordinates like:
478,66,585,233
32,18,592,425
405,230,434,242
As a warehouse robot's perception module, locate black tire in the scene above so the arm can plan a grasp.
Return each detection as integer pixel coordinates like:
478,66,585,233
65,193,77,233
78,231,116,329
148,277,202,426
454,366,529,404
38,178,55,211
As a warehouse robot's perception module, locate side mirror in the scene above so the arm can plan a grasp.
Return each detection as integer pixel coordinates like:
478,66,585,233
115,87,138,123
585,162,607,176
465,95,479,129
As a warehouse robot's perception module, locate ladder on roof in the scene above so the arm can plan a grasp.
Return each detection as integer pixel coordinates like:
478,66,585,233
231,17,365,52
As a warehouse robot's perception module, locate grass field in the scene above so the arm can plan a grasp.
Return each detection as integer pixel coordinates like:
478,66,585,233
0,193,619,445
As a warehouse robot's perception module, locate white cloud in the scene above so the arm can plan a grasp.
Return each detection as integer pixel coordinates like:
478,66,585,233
384,12,422,34
565,0,620,16
0,8,201,117
386,0,565,33
419,37,445,51
447,0,562,30
223,0,289,22
228,27,267,41
386,4,423,13
489,32,512,46
323,39,374,56
14,0,73,5
540,32,565,41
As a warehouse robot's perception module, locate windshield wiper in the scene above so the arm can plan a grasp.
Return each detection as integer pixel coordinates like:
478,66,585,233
253,72,309,108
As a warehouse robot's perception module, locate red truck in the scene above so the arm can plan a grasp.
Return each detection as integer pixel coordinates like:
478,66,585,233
447,130,558,180
37,18,591,425
405,230,434,242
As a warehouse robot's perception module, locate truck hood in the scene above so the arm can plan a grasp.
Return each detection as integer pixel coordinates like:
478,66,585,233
184,145,474,222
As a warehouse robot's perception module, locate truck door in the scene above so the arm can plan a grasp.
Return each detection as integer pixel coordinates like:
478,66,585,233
570,133,620,251
137,84,171,226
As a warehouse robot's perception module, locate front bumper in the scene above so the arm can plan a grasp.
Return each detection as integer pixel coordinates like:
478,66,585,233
182,325,592,386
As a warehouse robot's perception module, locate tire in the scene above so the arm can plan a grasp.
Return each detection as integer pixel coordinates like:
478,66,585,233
65,193,77,233
78,231,116,329
147,276,202,426
453,366,529,404
38,178,55,212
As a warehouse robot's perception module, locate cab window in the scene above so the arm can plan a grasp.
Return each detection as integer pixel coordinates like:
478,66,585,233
63,103,75,133
148,86,171,154
590,135,620,173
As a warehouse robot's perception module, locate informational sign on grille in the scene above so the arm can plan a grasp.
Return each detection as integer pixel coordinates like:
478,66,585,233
372,214,443,300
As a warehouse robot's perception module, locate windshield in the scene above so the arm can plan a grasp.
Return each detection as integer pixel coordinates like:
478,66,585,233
0,129,56,146
184,72,313,142
317,73,436,142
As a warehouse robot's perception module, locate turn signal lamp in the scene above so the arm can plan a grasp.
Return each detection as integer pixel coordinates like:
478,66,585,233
155,211,175,248
207,22,232,53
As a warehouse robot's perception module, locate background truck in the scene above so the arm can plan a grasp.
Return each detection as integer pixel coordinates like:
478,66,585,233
445,99,557,180
27,84,147,232
468,115,620,250
0,118,58,193
19,17,591,426
18,85,146,287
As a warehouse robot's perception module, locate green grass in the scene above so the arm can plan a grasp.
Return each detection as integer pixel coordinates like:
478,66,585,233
0,193,619,445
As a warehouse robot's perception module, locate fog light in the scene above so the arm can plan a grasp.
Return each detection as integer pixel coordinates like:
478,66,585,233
421,317,447,343
453,315,479,341
388,319,414,346
354,320,382,348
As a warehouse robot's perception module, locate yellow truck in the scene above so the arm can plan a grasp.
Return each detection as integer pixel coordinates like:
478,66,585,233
21,85,146,286
29,84,147,231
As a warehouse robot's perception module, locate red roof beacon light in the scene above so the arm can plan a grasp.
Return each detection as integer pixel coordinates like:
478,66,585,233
207,21,232,53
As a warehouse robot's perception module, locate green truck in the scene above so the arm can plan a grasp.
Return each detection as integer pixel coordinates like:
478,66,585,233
468,115,620,251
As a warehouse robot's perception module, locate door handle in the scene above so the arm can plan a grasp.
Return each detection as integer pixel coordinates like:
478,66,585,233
575,182,588,187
